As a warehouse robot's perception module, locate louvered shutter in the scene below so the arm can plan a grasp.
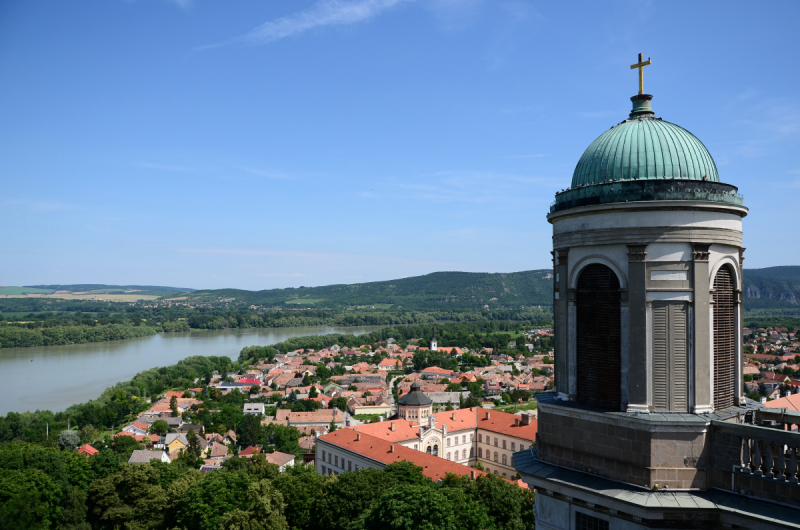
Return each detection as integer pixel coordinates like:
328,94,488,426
576,264,621,410
713,267,736,410
671,303,688,411
652,303,669,411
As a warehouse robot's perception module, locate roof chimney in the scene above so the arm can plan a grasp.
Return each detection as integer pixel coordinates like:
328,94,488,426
451,412,457,421
357,433,361,441
514,418,520,426
521,414,531,426
471,470,476,479
486,411,490,420
391,421,396,432
390,444,395,453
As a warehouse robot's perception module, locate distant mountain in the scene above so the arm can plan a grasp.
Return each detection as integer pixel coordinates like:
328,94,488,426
173,266,800,312
26,284,196,293
743,266,800,308
177,270,555,310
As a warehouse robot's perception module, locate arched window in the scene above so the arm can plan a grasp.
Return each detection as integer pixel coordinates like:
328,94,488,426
502,454,507,465
446,452,451,460
494,452,498,463
494,471,498,476
576,263,622,410
714,265,736,409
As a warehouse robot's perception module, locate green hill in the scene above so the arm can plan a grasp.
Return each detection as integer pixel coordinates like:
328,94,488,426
173,266,800,313
178,270,555,310
743,266,800,312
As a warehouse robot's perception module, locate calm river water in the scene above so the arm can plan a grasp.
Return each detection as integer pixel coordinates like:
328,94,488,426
0,325,388,415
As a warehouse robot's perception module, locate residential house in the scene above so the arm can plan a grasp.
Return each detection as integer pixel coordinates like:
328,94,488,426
129,450,170,464
243,403,266,416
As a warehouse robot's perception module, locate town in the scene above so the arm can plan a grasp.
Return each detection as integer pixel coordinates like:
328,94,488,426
84,328,554,483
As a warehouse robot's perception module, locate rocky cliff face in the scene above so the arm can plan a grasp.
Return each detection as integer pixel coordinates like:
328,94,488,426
744,267,800,307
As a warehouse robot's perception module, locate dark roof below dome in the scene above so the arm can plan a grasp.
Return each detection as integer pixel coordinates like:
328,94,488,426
398,381,432,407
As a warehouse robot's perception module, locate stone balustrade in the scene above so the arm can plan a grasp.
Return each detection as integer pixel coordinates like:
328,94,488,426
712,420,800,486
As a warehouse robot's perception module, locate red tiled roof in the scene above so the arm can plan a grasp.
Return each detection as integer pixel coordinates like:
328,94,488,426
764,393,800,411
354,420,420,443
77,444,99,456
477,409,538,441
317,430,487,482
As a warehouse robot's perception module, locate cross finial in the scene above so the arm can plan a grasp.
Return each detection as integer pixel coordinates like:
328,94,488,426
630,53,652,95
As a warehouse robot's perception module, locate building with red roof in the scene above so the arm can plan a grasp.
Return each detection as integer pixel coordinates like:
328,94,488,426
77,444,99,456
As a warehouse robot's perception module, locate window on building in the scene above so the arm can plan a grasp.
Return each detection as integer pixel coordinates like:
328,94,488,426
478,447,483,458
494,470,498,476
502,454,507,465
520,444,525,451
355,465,359,471
470,448,474,457
502,440,507,449
447,452,451,460
322,450,326,461
494,438,498,447
511,442,516,451
328,454,331,464
575,512,609,530
478,433,482,443
447,438,451,447
470,434,474,442
322,466,327,475
494,452,498,462
462,435,466,444
414,444,418,450
462,449,466,459
510,456,514,466
348,461,352,471
334,456,338,467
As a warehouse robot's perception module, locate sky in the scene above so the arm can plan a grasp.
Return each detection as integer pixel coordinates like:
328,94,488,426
1,0,799,291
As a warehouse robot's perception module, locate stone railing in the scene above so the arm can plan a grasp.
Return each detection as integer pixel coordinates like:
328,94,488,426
712,419,800,484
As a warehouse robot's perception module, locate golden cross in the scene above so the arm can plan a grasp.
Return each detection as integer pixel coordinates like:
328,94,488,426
630,53,652,95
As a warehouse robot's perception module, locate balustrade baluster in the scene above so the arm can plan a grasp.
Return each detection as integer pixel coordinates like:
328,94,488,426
790,446,798,485
741,437,751,473
765,443,775,478
753,440,763,477
776,443,787,481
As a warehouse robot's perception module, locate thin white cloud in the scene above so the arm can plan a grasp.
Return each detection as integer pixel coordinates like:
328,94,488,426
200,0,417,50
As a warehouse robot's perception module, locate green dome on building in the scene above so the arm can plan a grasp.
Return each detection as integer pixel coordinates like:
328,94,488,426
570,95,719,188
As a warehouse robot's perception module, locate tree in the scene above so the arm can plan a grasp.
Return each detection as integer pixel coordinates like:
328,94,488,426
329,397,348,412
362,391,373,398
308,386,319,398
302,374,311,386
250,385,261,395
445,400,454,411
218,480,288,530
288,392,298,405
79,424,99,445
87,462,168,530
0,468,62,530
328,419,338,433
58,430,81,450
111,435,143,459
238,414,262,448
170,395,179,417
186,428,203,460
149,420,170,435
272,463,328,529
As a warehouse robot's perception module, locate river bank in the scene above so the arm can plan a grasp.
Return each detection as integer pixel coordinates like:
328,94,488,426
0,324,388,415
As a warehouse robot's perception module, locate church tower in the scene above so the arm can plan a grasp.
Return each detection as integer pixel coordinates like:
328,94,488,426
430,328,438,352
515,56,800,528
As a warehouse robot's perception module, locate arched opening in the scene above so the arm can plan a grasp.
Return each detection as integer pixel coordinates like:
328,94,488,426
713,265,736,410
432,444,439,457
576,263,622,410
426,446,431,454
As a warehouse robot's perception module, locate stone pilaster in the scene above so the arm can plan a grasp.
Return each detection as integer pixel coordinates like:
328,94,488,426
692,243,713,413
626,244,648,411
554,248,570,399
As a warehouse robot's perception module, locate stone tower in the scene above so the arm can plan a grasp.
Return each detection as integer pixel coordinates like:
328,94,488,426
430,327,438,352
515,74,800,528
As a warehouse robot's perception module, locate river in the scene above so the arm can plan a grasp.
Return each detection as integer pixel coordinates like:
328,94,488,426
0,325,389,415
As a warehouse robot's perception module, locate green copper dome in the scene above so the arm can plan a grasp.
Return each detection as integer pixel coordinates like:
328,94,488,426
571,95,719,187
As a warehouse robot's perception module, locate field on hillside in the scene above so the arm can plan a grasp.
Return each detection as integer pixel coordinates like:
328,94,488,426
0,286,56,295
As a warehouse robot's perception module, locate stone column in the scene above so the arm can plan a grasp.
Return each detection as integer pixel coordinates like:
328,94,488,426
626,244,648,412
554,248,570,400
692,243,713,413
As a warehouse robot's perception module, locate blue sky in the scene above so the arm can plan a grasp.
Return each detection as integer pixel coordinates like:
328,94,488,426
1,0,798,290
